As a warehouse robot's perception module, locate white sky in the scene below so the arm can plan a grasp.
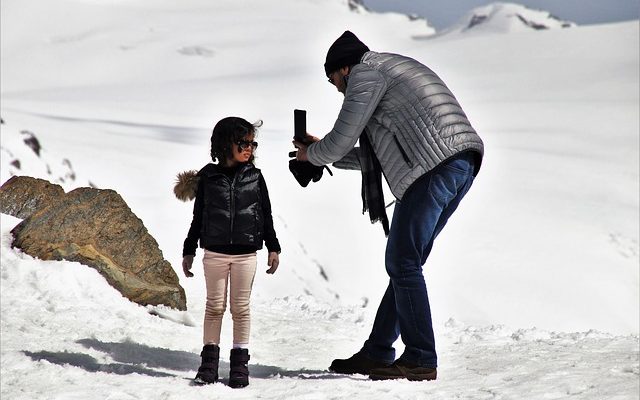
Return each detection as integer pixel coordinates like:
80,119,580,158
362,0,640,30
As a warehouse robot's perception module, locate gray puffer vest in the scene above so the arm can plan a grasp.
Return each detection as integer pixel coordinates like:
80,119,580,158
307,51,484,200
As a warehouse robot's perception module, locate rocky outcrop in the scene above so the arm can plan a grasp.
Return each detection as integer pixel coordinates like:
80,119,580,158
0,176,65,219
2,176,187,310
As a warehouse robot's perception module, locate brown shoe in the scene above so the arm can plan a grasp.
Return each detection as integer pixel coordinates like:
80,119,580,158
369,359,437,381
328,351,390,375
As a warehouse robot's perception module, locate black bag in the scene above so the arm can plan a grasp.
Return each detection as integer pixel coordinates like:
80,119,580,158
288,159,332,187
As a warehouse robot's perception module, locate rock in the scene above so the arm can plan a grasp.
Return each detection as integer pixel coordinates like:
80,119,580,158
21,130,42,157
6,178,187,310
0,176,65,219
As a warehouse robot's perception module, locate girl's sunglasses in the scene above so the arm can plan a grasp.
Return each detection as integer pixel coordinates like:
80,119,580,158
236,140,258,150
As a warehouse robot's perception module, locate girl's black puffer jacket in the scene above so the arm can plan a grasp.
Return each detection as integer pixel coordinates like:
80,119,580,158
179,163,280,256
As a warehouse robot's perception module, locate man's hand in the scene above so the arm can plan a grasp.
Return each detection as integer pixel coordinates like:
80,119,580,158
266,252,280,274
292,141,308,161
293,133,320,162
182,255,194,277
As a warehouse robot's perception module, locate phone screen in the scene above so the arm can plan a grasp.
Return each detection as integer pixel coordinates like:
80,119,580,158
294,109,306,142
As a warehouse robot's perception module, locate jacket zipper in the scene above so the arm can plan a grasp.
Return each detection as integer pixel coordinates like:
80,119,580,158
393,135,413,167
229,173,238,244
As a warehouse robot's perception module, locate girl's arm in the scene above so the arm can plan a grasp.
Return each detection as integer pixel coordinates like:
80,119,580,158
259,174,281,254
182,178,204,257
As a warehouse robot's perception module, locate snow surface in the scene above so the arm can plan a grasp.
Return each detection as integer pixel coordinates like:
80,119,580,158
1,0,639,398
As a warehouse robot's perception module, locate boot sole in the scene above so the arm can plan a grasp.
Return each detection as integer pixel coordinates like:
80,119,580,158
370,370,437,381
328,363,390,375
328,367,370,375
193,377,217,385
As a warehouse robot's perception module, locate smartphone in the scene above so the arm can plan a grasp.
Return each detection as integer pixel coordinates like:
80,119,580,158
294,109,307,142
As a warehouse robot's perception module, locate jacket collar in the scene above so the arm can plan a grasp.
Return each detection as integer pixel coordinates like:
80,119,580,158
199,162,254,178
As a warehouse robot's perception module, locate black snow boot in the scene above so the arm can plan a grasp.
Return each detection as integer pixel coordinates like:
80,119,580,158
329,350,390,375
228,348,250,388
194,344,220,385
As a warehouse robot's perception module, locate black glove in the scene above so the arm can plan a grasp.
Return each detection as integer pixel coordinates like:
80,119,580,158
288,159,332,187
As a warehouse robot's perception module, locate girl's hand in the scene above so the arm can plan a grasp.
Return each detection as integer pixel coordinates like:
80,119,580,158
266,252,279,274
182,255,194,277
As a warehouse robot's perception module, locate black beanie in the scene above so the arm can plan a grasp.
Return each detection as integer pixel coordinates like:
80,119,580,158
324,31,370,76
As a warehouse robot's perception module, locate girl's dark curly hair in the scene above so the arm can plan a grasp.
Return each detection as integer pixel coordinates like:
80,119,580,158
210,117,263,164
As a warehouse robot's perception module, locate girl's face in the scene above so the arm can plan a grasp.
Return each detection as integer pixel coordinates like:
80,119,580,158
227,133,257,166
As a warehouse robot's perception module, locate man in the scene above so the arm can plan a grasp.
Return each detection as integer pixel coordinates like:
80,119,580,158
293,31,483,381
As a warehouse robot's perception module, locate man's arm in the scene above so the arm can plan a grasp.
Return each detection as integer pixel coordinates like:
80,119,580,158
307,66,387,166
332,147,362,170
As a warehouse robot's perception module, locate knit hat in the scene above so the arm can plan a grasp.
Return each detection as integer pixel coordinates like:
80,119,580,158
324,31,370,76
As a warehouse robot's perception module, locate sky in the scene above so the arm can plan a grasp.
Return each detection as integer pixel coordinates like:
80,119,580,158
362,0,640,30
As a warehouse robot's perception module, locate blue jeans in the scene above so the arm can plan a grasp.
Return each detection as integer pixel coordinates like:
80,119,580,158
361,152,476,368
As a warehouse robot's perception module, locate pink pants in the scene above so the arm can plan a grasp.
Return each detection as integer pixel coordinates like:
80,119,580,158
202,250,257,346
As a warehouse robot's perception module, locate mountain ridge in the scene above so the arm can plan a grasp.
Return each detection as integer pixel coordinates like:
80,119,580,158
432,1,576,38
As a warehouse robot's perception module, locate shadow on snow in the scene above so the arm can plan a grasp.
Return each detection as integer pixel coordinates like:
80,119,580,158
23,338,348,380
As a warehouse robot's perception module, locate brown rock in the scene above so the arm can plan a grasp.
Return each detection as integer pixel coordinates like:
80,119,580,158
0,176,65,219
9,182,187,310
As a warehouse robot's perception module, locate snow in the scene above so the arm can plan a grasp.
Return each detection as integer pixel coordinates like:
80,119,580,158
2,214,638,399
1,0,639,398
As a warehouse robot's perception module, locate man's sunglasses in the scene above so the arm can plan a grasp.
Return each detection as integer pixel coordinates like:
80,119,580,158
236,140,258,150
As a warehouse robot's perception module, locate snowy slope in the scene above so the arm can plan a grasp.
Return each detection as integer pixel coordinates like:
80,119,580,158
0,120,93,190
2,214,639,399
1,0,639,398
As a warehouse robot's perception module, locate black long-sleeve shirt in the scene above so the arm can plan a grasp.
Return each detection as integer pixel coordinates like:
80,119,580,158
182,165,281,256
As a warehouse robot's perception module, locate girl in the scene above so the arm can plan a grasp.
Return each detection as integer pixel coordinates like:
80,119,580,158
174,116,280,388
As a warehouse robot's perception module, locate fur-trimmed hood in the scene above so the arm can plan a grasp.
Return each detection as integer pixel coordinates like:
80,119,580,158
173,170,199,201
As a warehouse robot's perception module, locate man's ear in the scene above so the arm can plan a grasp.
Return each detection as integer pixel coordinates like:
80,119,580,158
341,66,351,87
